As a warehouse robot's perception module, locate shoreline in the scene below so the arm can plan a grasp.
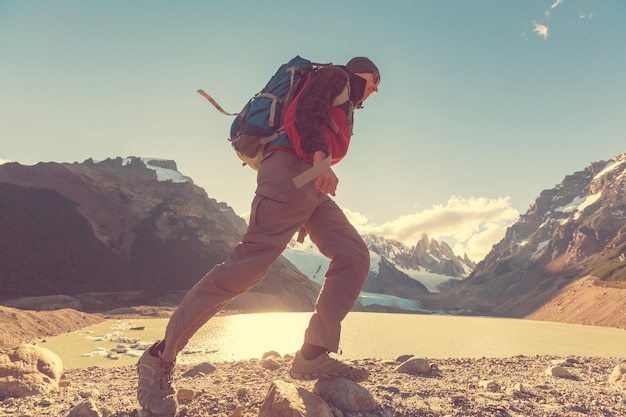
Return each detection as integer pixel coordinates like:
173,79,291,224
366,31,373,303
37,312,626,371
2,306,626,416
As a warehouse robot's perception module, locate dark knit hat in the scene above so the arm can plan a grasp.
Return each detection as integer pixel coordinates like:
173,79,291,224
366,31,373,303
346,57,380,77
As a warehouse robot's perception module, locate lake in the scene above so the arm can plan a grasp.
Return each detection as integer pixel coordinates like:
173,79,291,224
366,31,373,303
40,312,626,369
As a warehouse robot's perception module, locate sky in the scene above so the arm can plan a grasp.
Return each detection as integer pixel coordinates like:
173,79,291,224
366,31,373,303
1,0,625,261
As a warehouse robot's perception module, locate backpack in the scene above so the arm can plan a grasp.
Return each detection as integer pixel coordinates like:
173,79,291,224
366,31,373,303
198,56,349,172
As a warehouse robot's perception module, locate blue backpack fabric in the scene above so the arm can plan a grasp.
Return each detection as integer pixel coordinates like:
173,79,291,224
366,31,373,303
198,56,315,170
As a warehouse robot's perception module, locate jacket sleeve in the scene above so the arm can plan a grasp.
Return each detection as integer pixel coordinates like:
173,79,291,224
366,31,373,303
289,67,349,159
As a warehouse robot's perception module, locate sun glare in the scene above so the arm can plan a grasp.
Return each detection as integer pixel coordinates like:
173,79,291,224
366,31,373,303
186,313,311,362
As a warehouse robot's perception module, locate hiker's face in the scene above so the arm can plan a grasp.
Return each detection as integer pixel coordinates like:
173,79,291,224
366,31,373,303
357,72,380,102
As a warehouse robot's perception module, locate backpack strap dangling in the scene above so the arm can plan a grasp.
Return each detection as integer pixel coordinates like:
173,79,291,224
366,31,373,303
196,89,238,116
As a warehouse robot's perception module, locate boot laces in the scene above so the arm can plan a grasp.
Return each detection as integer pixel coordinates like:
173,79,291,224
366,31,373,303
157,352,175,390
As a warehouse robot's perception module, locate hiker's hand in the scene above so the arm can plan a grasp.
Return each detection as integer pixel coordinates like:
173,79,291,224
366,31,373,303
315,168,338,196
313,151,338,196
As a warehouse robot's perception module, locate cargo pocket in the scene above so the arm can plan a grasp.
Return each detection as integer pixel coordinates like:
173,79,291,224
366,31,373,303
249,185,292,231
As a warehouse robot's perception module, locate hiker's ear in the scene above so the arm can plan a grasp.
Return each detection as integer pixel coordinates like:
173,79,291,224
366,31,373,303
356,73,379,103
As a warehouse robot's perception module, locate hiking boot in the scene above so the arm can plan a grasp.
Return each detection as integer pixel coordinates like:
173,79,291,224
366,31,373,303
289,350,369,382
136,341,178,416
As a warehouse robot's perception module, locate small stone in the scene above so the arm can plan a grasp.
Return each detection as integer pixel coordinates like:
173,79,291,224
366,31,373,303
507,382,527,398
39,398,54,406
68,399,101,417
2,398,16,406
379,385,400,394
394,357,431,374
177,388,195,401
609,363,626,391
262,350,281,359
182,362,217,378
261,358,281,371
396,354,414,363
546,366,573,378
79,388,100,398
478,380,499,392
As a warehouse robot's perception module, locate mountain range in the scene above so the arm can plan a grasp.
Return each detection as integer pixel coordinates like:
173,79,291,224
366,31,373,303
282,234,474,313
0,156,469,313
0,157,318,312
1,153,625,329
429,153,626,326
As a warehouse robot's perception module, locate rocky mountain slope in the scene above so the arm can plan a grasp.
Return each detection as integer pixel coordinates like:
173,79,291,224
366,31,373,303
433,153,626,323
0,157,318,311
363,234,475,278
282,234,475,313
360,234,475,301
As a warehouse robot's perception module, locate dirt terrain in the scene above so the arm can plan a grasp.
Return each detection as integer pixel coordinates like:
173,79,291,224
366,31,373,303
0,306,103,351
524,275,626,329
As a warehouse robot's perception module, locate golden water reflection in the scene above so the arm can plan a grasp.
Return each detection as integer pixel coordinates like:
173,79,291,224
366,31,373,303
41,312,626,369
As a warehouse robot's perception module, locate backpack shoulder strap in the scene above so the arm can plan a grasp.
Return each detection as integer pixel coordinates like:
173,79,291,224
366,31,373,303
331,81,350,108
327,69,353,134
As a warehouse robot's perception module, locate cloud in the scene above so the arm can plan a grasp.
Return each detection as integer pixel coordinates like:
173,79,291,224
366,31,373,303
533,21,549,39
344,196,519,262
546,0,564,17
535,0,591,38
239,211,251,224
551,0,564,10
532,0,566,39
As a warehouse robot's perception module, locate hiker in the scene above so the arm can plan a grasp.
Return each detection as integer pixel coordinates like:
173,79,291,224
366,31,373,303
137,56,381,416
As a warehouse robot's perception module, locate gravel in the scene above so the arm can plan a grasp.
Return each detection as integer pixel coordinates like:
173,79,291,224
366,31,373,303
2,353,625,417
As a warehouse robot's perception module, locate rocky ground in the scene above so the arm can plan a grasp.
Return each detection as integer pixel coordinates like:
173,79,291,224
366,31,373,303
1,306,626,417
2,352,626,417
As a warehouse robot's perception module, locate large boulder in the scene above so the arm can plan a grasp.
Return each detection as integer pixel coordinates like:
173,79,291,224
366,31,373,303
609,363,626,391
313,377,378,412
259,378,386,417
0,344,63,398
258,380,333,417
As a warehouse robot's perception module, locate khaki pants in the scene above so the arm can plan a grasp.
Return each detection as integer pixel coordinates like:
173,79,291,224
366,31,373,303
161,151,370,362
